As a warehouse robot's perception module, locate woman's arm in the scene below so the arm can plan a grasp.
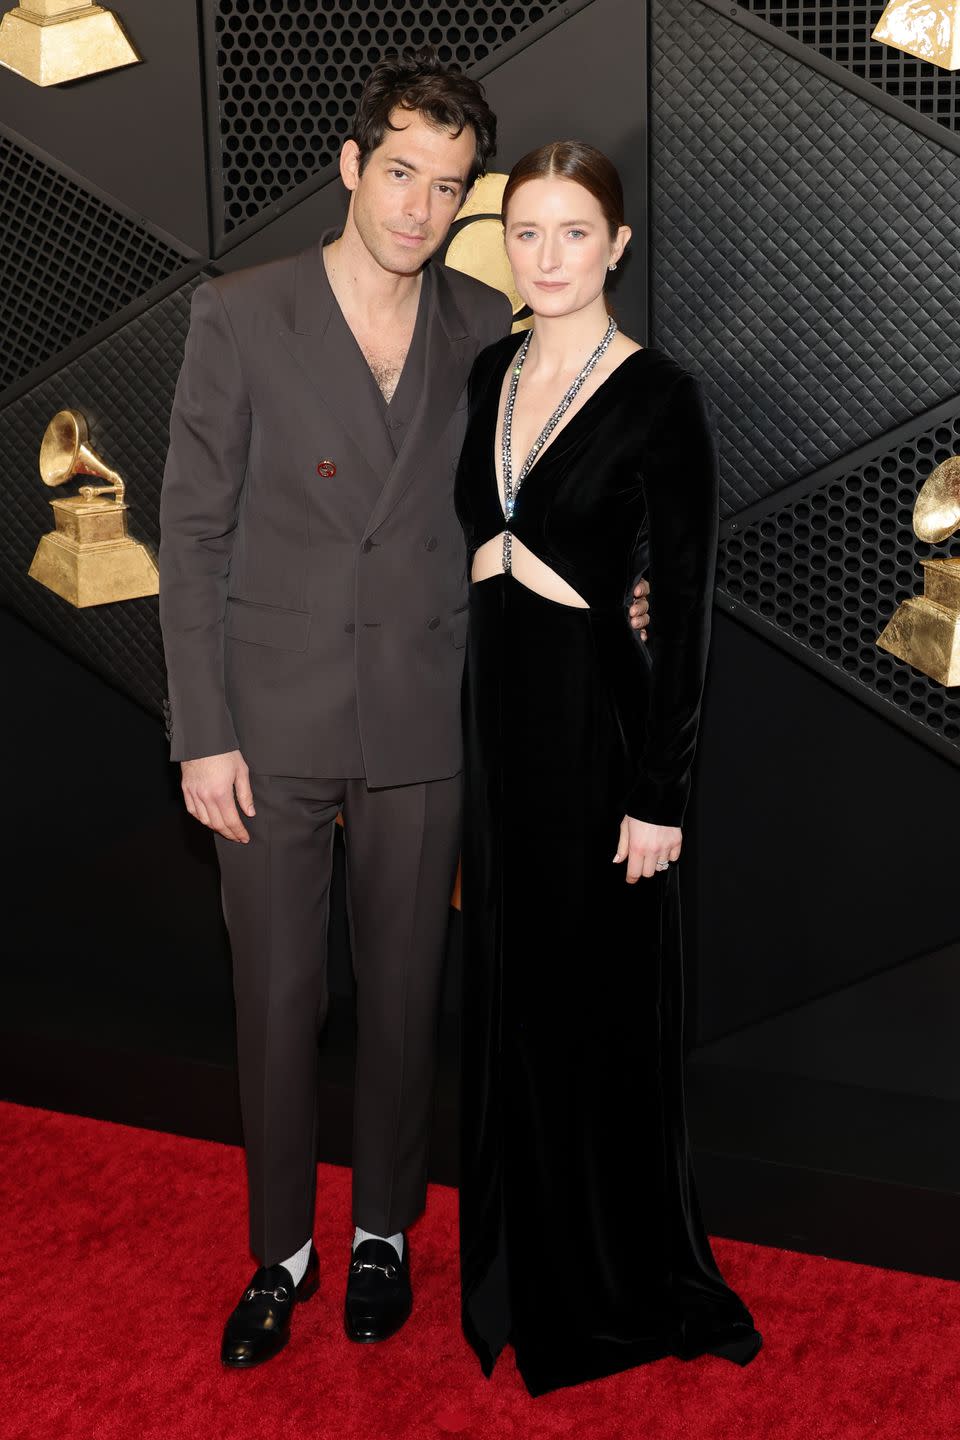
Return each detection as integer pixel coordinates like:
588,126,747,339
623,370,720,829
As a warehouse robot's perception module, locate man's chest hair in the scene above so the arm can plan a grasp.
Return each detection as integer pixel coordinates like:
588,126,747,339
361,343,408,403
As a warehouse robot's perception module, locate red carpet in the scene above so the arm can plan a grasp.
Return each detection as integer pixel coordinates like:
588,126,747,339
1,1101,958,1440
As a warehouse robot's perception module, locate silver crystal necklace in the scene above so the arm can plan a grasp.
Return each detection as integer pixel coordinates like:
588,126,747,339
499,316,618,573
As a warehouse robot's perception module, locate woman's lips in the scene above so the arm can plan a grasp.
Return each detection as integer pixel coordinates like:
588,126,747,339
533,281,568,289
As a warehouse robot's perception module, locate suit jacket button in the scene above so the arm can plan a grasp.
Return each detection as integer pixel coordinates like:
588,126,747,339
427,616,441,630
425,537,438,551
344,622,355,634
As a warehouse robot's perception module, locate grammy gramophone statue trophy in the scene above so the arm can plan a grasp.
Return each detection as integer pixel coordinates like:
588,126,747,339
28,409,159,607
876,455,960,686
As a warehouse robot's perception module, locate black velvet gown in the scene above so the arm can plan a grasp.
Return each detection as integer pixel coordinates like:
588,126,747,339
454,333,762,1397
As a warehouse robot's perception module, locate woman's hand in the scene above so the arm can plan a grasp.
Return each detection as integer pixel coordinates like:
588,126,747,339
613,815,682,882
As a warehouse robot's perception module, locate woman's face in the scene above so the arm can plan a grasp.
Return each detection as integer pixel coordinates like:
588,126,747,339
503,176,629,320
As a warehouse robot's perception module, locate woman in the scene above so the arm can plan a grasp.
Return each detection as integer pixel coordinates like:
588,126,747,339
454,141,762,1396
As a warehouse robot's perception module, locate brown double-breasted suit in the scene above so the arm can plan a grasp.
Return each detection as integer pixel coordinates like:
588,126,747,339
159,229,511,1261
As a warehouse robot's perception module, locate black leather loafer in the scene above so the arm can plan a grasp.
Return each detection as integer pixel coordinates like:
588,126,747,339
221,1246,320,1368
344,1236,412,1343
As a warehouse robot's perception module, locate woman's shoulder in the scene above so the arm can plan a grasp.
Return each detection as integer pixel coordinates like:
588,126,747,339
616,344,709,429
622,341,695,390
468,330,525,401
475,329,525,369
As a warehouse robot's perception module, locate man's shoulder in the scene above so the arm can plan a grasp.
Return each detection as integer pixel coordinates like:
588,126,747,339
199,248,301,317
435,262,513,333
188,242,321,338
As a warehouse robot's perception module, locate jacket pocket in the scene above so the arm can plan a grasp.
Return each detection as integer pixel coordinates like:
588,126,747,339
224,597,310,651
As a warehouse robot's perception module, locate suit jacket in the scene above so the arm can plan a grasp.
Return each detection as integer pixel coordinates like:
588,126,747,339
158,230,512,783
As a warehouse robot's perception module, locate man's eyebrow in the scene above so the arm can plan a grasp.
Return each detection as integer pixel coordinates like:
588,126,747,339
384,155,467,185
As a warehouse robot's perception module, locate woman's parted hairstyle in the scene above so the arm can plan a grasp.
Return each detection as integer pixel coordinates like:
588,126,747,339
352,47,497,187
501,140,625,239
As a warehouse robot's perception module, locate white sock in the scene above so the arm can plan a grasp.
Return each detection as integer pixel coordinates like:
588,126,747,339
353,1225,403,1261
279,1237,312,1287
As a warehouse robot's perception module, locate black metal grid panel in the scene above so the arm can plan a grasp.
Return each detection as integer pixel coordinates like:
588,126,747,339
213,0,568,233
650,0,960,519
0,278,205,718
736,1,960,134
0,132,189,397
717,405,960,753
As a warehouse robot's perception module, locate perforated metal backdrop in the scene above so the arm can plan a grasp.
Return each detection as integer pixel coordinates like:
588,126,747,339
210,0,575,239
736,0,960,133
0,127,190,399
1,0,959,764
651,0,960,758
717,407,960,749
651,0,960,516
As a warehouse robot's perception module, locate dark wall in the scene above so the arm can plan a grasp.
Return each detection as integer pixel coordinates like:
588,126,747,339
2,0,958,1268
693,612,960,1041
0,605,233,1052
0,0,208,254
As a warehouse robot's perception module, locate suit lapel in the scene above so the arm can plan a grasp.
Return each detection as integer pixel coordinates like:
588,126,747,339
365,262,474,536
278,234,396,485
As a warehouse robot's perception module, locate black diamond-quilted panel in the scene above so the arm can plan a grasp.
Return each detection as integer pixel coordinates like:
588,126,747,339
718,407,960,753
213,0,573,233
0,131,189,398
737,1,960,135
651,0,960,517
0,279,204,718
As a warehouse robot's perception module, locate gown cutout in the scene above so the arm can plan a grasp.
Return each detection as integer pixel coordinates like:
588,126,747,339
470,351,605,608
454,332,762,1397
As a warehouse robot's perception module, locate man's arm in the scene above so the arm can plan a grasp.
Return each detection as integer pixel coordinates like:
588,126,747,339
159,280,250,762
159,281,257,845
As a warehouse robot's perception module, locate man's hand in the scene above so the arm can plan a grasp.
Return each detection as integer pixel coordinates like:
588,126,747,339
612,815,681,882
181,750,255,844
629,578,650,639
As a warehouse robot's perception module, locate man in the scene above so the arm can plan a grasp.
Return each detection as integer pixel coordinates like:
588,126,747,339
159,47,650,1367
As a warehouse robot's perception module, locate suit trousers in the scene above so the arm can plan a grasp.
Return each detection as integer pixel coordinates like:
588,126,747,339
215,769,462,1266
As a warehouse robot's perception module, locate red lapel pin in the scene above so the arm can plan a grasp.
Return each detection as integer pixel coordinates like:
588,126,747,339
316,459,337,477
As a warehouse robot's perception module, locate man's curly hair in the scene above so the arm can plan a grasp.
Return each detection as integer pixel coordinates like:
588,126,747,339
352,46,497,187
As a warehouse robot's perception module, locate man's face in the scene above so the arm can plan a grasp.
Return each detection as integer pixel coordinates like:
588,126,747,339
342,107,476,275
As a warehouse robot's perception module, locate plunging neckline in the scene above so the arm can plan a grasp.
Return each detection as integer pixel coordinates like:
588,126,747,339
323,239,428,414
490,341,656,520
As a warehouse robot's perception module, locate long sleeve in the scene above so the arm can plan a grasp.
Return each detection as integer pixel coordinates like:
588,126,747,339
158,281,251,761
624,371,720,828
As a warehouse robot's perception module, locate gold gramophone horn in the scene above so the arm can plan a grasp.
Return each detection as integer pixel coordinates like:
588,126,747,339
876,452,960,684
39,409,124,503
913,455,960,544
28,408,156,607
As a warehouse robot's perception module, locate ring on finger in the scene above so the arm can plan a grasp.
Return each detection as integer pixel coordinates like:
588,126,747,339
655,859,670,871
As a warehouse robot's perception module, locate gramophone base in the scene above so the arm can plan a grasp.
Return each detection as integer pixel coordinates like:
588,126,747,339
876,595,960,687
0,6,139,87
28,532,158,608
